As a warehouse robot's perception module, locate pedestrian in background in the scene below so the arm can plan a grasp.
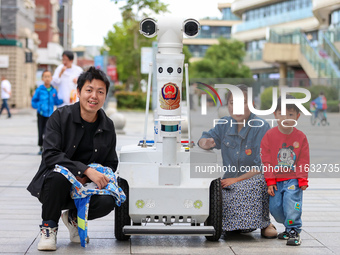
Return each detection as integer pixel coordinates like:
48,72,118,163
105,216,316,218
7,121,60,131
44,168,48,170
311,91,328,120
0,75,12,118
52,50,83,107
32,70,63,155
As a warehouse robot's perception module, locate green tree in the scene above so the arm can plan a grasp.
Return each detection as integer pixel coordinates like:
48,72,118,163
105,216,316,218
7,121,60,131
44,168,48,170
105,0,168,91
190,38,252,79
183,45,192,66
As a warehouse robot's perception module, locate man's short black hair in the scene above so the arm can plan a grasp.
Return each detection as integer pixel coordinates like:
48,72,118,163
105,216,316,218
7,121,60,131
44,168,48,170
77,66,110,95
276,94,300,114
62,50,74,61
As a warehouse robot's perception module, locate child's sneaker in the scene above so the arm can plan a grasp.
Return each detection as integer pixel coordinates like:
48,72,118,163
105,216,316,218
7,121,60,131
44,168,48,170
61,210,89,243
37,222,58,251
286,229,301,246
278,229,289,240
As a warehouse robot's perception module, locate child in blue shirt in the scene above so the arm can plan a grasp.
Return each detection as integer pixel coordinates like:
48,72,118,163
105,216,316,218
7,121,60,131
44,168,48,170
32,70,63,154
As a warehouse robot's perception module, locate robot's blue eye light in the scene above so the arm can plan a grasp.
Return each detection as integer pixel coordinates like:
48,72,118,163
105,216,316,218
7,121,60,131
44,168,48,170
167,67,173,74
177,68,182,74
159,67,163,73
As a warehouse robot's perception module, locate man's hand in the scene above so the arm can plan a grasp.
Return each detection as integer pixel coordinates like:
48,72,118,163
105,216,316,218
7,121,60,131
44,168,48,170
300,185,307,191
76,176,89,185
268,185,277,196
221,178,239,188
83,167,109,189
59,66,67,77
199,138,216,150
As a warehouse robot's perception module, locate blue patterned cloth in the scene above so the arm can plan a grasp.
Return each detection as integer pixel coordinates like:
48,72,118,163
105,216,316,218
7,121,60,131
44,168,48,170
54,163,126,247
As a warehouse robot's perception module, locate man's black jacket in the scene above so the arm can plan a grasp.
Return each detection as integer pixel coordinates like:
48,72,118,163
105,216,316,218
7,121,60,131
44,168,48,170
27,102,118,199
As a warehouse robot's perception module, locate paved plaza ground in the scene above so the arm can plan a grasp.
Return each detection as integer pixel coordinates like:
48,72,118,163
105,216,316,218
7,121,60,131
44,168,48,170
0,108,340,254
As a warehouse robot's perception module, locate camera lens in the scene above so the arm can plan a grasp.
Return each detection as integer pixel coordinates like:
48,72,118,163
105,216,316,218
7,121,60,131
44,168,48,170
184,21,199,37
158,67,163,73
167,67,173,74
141,20,156,36
177,68,182,74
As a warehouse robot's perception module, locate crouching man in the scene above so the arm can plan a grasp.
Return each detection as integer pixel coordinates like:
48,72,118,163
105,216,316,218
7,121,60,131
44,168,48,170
27,67,118,251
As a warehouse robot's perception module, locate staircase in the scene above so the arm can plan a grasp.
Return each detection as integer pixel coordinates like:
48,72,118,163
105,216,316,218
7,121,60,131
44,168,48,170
265,28,340,79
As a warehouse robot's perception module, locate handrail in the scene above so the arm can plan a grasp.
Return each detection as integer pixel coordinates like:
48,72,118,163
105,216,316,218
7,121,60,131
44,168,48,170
322,32,340,71
300,33,340,78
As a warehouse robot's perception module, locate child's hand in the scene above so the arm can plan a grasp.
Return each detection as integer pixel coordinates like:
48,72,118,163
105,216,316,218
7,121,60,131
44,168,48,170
300,185,307,190
268,185,277,196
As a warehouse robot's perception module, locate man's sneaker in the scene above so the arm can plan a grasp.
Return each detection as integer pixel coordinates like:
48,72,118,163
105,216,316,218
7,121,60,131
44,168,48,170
278,230,289,240
261,223,277,238
38,225,58,251
61,210,89,243
286,229,301,246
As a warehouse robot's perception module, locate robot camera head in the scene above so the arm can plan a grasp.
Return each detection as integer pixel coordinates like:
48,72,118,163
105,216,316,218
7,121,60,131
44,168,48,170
140,18,157,38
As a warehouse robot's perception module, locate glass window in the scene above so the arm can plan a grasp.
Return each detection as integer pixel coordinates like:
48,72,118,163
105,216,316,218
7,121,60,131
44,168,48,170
246,42,251,51
259,7,263,18
226,8,231,19
284,1,289,12
287,1,292,11
292,0,296,11
258,40,265,49
278,2,284,13
331,10,340,26
254,8,259,19
299,0,303,9
250,9,255,20
271,4,277,15
263,6,268,17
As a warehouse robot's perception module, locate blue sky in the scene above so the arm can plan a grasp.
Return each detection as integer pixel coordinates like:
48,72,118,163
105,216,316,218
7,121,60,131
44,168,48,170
72,0,224,46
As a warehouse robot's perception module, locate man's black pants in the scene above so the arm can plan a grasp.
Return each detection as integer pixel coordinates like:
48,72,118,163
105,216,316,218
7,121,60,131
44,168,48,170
40,172,115,223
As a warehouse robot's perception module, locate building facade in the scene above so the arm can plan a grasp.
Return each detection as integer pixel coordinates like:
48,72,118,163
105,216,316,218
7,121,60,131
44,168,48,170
35,0,63,73
231,0,340,83
58,0,73,50
0,0,39,108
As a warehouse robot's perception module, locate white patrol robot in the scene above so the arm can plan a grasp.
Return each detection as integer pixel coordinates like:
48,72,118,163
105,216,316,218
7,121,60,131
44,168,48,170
115,16,222,241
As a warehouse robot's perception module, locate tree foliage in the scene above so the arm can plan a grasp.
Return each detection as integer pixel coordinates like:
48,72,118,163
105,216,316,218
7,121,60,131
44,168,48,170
183,45,192,66
116,0,168,21
105,0,168,91
190,38,252,79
